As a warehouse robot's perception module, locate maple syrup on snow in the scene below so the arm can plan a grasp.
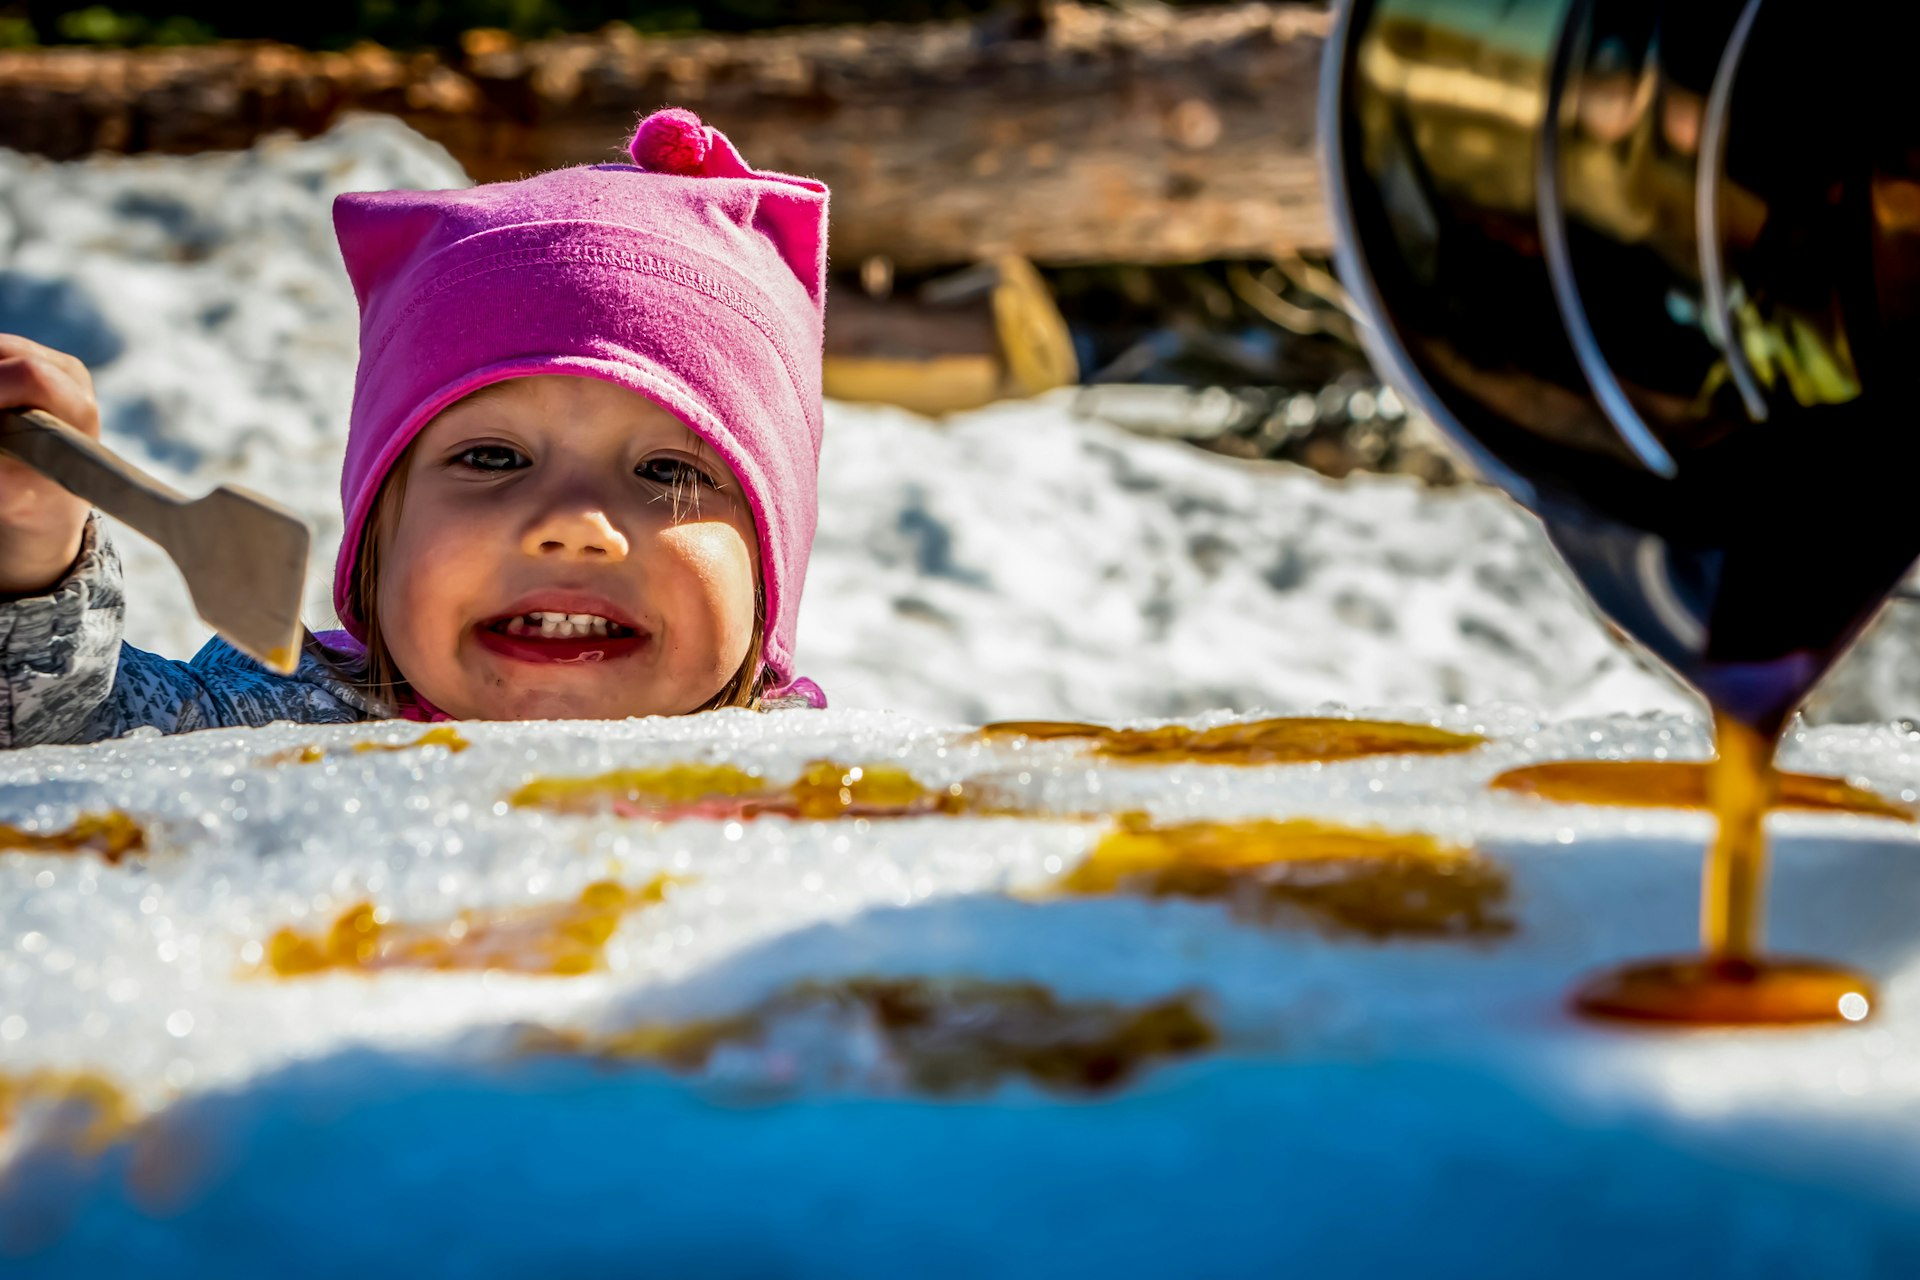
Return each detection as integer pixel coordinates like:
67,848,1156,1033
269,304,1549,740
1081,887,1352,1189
979,717,1485,766
265,875,675,977
0,811,144,863
1055,812,1512,940
1571,714,1875,1026
510,759,964,822
550,978,1216,1096
1490,760,1910,820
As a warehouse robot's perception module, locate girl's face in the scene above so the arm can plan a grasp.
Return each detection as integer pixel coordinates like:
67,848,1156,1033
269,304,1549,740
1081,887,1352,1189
375,375,760,720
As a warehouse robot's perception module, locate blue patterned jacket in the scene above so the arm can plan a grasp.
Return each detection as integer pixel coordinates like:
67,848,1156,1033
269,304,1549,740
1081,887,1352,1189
2,516,408,747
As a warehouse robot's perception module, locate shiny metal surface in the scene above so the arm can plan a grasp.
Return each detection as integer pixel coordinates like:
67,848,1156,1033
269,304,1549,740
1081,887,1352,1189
1323,0,1920,732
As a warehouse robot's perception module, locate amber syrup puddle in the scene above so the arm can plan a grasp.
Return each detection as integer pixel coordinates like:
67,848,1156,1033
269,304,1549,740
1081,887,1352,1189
1054,813,1512,939
511,760,969,822
1491,760,1911,819
0,1070,133,1153
0,811,145,863
265,726,471,766
980,716,1485,766
534,978,1215,1096
1571,713,1876,1026
264,875,676,977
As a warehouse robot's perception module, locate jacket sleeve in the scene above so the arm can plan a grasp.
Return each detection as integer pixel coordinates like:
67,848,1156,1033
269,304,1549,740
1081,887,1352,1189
0,516,369,748
0,514,132,747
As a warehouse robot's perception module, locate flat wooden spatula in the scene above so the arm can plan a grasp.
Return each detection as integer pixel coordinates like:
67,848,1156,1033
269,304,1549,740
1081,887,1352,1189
0,407,310,674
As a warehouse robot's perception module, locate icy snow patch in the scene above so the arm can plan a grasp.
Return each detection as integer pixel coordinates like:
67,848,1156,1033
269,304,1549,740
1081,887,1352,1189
800,394,1696,722
3,708,1920,1273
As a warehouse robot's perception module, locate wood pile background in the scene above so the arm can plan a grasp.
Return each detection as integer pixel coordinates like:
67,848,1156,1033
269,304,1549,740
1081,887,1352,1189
0,2,1333,269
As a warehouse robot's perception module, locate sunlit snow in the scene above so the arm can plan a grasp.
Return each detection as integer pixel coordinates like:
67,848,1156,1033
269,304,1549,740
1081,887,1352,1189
4,710,1920,1274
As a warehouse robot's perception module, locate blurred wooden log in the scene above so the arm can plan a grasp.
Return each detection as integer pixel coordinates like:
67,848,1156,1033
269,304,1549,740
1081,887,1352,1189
0,42,446,157
0,3,1332,267
825,255,1080,415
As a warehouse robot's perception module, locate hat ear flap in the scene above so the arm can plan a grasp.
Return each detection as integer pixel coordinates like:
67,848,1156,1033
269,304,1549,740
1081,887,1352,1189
751,187,830,310
693,126,755,180
333,192,446,309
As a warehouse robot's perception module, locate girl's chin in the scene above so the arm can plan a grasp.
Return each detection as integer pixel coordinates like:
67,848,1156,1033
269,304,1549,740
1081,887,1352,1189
436,673,700,721
472,689,673,721
407,646,727,720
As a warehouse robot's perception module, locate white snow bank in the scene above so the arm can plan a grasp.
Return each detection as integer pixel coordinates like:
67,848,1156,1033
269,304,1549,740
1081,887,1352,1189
4,114,1904,724
1,707,1919,1276
803,394,1690,721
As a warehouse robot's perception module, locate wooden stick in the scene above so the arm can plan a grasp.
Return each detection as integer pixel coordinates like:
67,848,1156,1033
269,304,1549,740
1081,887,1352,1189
0,409,309,674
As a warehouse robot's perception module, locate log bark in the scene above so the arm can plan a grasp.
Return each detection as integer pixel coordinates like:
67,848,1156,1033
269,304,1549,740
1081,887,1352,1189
0,3,1333,268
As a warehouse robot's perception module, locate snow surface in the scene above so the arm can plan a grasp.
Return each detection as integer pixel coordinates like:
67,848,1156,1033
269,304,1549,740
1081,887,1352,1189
4,709,1920,1276
5,117,1920,1275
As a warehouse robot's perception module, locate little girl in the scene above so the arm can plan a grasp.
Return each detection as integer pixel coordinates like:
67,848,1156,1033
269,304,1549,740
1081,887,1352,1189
0,109,828,748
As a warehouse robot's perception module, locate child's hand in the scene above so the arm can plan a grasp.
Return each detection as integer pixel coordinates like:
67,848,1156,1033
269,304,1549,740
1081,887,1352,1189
0,335,100,596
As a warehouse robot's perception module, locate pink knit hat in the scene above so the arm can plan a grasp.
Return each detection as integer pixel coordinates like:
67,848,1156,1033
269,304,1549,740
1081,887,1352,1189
330,108,828,700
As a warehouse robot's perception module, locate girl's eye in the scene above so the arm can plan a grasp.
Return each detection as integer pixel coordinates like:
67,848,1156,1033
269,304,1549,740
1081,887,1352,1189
637,457,718,489
455,445,527,473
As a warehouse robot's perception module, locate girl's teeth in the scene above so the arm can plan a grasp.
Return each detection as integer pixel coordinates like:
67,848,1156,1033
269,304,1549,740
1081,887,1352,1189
501,611,621,640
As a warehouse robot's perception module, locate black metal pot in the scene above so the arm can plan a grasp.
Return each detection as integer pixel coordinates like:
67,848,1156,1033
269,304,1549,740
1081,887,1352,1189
1322,0,1920,733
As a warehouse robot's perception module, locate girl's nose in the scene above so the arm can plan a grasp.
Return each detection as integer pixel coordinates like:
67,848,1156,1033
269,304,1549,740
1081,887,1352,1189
522,507,630,561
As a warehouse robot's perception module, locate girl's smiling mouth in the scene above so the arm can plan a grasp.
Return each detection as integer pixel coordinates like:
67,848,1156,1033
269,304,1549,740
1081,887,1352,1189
474,600,648,665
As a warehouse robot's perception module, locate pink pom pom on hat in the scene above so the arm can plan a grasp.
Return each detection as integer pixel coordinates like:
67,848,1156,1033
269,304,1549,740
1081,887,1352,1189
630,107,710,173
329,108,829,704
